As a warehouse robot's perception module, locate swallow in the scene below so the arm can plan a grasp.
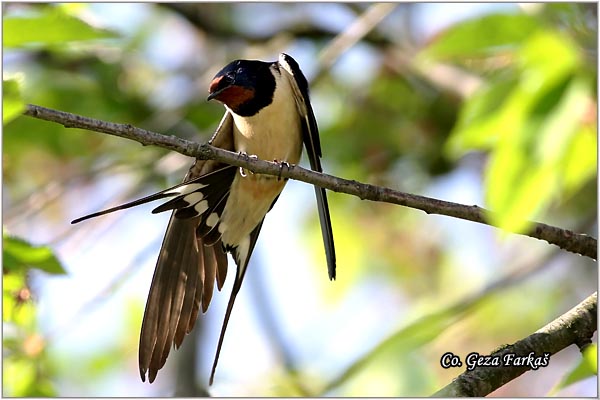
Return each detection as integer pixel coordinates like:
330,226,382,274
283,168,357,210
71,53,336,385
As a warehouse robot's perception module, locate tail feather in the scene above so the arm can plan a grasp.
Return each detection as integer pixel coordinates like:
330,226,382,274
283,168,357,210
71,166,237,224
209,219,264,385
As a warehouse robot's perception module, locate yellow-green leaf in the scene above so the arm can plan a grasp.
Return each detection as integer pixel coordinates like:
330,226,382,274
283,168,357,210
3,233,67,275
420,13,541,61
549,344,597,395
3,79,25,125
3,7,118,48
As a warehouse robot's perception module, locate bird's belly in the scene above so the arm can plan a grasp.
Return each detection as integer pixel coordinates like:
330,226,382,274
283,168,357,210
220,173,286,247
222,105,303,249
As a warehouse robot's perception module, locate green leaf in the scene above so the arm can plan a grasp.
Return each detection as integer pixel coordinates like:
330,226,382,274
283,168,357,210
3,358,36,396
549,344,597,395
562,125,597,192
3,78,25,125
446,29,589,233
517,31,580,97
3,233,67,275
2,273,22,322
445,76,518,157
321,300,472,394
3,7,118,48
419,13,541,61
484,77,592,233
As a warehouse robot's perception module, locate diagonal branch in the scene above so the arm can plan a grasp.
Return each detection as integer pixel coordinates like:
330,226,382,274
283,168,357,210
320,247,564,394
432,292,597,397
23,103,597,260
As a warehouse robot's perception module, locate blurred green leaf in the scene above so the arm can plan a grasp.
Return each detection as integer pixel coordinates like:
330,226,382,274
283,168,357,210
3,7,118,48
517,31,579,96
485,76,593,233
2,353,57,397
3,358,35,396
420,13,541,61
444,28,592,233
549,344,597,395
563,125,597,192
446,77,517,156
322,299,471,394
3,233,67,275
3,78,25,125
23,379,58,397
3,273,23,322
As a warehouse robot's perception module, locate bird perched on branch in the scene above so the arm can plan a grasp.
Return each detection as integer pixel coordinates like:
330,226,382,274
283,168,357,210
72,53,336,385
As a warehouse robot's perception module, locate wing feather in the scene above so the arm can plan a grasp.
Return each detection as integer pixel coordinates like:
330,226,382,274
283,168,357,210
138,112,236,382
278,53,337,279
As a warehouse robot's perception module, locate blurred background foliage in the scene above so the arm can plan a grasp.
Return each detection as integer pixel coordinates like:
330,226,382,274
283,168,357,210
2,2,597,396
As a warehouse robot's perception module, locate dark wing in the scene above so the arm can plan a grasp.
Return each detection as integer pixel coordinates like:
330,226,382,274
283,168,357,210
72,111,238,383
139,112,237,383
139,164,237,382
278,53,336,280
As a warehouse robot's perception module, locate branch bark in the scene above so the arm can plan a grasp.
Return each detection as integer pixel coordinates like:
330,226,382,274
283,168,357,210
432,292,597,397
23,103,597,260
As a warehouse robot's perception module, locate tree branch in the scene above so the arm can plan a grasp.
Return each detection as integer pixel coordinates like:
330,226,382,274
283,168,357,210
432,292,597,397
23,103,597,260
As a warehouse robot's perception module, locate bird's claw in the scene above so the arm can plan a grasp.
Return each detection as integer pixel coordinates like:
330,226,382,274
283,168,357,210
275,160,291,181
238,151,258,177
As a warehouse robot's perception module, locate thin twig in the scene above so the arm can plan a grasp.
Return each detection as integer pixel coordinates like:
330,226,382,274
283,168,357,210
23,103,597,260
316,3,398,78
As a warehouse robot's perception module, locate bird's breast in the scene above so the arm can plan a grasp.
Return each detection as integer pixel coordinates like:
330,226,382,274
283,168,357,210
220,109,301,248
220,72,304,249
230,70,303,164
232,114,302,164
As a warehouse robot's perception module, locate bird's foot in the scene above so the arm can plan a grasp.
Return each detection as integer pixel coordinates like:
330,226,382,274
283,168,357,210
238,151,258,177
274,160,291,181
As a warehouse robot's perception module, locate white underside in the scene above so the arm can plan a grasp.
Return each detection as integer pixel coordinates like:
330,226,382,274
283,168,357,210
220,64,304,268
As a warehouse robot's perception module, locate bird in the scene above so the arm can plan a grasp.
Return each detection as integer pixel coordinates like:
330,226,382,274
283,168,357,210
71,53,336,385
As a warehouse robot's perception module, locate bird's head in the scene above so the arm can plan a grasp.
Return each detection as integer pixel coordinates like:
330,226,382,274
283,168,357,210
208,59,276,117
